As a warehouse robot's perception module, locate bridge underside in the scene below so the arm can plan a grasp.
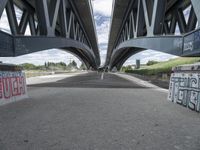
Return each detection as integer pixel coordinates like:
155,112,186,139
106,0,200,70
0,0,100,69
110,30,200,70
0,31,97,69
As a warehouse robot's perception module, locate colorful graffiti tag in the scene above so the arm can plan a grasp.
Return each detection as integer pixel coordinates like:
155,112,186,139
0,71,27,105
168,73,200,112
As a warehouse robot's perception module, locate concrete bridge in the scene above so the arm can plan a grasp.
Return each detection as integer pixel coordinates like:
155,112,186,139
105,0,200,70
0,0,200,149
0,0,200,70
0,0,100,69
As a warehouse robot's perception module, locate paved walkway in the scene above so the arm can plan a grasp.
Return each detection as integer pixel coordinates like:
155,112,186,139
0,72,200,150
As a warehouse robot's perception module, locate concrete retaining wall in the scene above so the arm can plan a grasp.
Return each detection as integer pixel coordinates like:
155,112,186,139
0,65,27,106
168,64,200,112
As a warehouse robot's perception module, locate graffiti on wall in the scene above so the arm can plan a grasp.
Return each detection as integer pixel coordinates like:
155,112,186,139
0,71,27,105
183,29,200,55
168,73,200,112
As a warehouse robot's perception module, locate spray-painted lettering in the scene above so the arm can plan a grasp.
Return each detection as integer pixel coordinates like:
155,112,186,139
0,71,27,105
168,73,200,112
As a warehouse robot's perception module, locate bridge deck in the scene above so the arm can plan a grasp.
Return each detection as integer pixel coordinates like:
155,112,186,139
0,72,200,149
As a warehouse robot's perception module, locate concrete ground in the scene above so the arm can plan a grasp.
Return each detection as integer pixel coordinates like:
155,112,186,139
0,72,200,150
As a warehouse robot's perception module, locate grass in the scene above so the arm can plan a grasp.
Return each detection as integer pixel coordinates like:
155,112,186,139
24,70,78,78
24,71,54,78
125,57,200,76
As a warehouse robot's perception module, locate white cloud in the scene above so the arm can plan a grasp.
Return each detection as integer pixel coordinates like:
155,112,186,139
96,19,110,44
0,49,82,67
92,0,113,16
92,0,113,65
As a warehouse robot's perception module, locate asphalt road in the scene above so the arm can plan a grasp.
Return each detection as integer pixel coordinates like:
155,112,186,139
0,72,200,150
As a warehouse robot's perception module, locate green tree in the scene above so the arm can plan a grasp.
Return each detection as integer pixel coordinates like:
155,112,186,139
44,62,48,69
71,60,77,68
126,65,132,70
146,60,159,66
68,60,77,69
80,63,86,70
120,65,133,72
20,63,37,70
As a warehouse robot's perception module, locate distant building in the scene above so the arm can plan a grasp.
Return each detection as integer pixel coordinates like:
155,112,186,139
135,59,140,69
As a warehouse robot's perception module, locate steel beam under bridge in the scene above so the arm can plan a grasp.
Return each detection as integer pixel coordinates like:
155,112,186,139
0,0,100,69
105,0,200,70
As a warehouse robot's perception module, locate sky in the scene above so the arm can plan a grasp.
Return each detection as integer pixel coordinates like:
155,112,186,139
0,0,180,67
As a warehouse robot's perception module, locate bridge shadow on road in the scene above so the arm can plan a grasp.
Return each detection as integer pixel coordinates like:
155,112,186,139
28,72,150,89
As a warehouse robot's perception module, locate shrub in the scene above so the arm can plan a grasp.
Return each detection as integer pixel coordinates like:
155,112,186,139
146,60,159,66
